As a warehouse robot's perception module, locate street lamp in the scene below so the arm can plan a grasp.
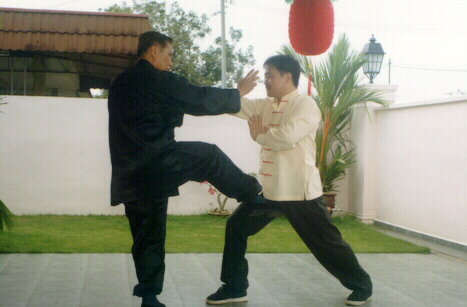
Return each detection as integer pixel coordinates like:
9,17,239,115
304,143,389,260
362,35,385,83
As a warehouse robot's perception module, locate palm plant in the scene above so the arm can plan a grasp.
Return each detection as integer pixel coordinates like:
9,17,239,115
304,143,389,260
0,199,16,232
281,34,388,192
0,97,16,232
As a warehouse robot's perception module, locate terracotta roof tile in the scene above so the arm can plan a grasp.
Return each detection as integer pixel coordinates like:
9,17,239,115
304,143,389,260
0,7,152,55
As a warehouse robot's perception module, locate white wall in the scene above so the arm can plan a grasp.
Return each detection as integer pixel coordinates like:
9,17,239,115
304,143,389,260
374,97,467,246
347,85,399,222
348,93,467,246
2,93,466,247
0,96,115,215
168,112,261,214
0,96,260,215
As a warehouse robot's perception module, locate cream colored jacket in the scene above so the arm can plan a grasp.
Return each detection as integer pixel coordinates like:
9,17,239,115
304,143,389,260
235,89,323,201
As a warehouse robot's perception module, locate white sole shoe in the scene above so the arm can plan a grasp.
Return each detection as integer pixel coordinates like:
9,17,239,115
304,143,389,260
346,295,372,306
206,295,248,305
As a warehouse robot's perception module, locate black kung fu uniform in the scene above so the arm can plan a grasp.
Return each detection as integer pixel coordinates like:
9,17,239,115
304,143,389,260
108,59,261,297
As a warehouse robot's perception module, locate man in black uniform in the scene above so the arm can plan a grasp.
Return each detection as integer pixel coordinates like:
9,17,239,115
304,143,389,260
108,31,262,307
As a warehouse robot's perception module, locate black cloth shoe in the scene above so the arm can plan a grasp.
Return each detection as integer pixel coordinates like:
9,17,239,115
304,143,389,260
206,285,248,305
346,290,372,306
141,297,165,307
141,293,165,307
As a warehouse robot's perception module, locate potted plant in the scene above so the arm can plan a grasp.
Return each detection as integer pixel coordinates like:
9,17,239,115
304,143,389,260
281,34,388,213
201,181,231,216
201,172,257,216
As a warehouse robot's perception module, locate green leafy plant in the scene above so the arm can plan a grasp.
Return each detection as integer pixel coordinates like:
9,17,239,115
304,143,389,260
201,181,230,215
281,34,388,192
201,172,257,215
0,199,16,232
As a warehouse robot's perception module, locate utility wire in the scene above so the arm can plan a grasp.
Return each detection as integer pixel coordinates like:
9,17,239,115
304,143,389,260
336,18,467,35
44,0,83,9
390,64,467,72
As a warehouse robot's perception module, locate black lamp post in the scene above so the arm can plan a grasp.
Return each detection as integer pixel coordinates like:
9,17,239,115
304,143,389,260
362,35,385,84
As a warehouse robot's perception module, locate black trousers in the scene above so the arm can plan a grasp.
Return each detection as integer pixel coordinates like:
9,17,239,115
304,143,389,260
220,197,373,294
125,141,261,297
125,198,168,297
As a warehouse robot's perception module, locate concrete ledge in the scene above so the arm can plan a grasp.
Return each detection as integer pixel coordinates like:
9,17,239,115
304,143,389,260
374,220,467,254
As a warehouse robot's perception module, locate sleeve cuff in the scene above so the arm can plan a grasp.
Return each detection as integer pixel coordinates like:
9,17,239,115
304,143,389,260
256,134,267,146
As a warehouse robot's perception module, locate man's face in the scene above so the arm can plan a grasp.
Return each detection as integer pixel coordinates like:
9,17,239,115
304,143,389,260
264,65,287,99
153,43,174,71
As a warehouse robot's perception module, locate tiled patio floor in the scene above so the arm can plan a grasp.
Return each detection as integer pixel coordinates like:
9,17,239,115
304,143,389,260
1,246,467,307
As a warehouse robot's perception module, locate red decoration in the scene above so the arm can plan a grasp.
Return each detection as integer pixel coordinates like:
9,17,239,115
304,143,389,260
307,61,313,95
289,0,334,56
308,72,313,96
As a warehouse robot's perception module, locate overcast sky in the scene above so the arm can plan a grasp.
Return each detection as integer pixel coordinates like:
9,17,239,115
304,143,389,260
1,0,466,103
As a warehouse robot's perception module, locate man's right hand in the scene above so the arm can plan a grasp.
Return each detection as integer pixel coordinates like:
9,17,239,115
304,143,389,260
237,69,259,97
248,115,268,141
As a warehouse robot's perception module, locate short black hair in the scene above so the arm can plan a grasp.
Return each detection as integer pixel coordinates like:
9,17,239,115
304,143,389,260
263,55,300,88
137,31,174,58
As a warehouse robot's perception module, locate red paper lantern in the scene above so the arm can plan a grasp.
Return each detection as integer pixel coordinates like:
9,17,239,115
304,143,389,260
289,0,334,56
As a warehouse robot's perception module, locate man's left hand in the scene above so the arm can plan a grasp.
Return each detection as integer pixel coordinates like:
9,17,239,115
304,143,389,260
248,115,268,141
237,69,259,97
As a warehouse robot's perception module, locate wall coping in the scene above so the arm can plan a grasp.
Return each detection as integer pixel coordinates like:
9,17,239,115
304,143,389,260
375,95,467,111
374,220,467,253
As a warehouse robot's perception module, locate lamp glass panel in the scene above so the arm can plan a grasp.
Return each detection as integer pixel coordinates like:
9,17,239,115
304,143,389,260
365,53,384,73
363,57,371,73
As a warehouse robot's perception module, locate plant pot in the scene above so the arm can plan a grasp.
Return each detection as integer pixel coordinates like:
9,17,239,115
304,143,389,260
322,192,337,214
208,208,231,216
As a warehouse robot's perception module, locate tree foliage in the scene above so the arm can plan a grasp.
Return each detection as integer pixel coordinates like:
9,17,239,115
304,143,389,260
105,1,255,87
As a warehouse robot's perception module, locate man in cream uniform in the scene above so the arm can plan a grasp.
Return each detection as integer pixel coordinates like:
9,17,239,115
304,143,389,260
207,55,373,306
